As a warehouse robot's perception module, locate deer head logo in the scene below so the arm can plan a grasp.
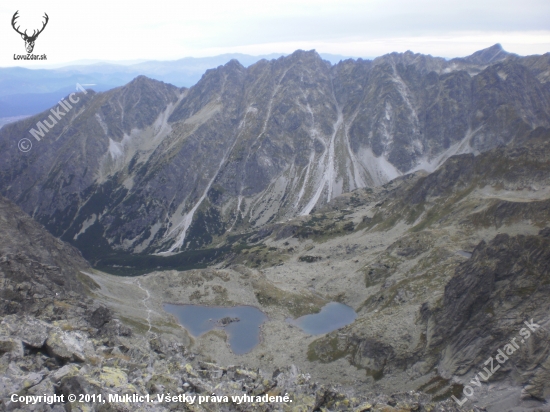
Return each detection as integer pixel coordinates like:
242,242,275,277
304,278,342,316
11,11,49,54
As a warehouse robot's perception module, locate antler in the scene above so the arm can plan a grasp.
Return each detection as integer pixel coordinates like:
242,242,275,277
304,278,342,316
29,13,49,39
11,11,27,37
32,12,50,37
11,11,49,40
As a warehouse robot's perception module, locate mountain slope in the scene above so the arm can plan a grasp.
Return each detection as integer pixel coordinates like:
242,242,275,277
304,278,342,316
0,45,549,260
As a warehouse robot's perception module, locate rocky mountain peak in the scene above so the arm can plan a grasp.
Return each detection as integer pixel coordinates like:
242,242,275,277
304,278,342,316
224,58,246,70
461,43,510,64
119,74,182,100
285,49,325,64
92,74,182,137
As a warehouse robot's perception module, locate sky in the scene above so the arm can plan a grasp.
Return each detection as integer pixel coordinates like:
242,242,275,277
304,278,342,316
1,0,549,67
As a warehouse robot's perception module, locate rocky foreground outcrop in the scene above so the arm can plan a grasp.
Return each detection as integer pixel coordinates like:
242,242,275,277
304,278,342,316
0,310,470,412
428,230,550,400
308,229,550,409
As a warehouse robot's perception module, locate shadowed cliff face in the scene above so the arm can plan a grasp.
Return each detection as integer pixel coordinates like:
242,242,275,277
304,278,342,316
0,196,90,312
427,228,550,399
1,45,550,257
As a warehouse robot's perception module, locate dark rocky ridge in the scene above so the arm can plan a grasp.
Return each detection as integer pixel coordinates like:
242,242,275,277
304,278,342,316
0,46,549,259
429,232,550,398
0,196,90,317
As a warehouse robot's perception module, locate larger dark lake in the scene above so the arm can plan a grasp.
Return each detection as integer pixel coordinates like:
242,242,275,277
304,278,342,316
164,304,268,355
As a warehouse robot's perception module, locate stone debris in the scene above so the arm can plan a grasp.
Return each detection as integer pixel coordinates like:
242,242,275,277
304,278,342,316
0,306,469,412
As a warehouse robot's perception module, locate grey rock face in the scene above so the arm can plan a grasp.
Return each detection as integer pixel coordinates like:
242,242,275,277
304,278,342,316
426,231,550,402
45,329,93,362
0,196,91,319
89,306,112,329
0,46,549,258
17,318,51,348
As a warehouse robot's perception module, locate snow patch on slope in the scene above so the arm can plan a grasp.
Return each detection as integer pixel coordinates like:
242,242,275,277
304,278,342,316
162,96,242,253
97,92,185,184
163,163,222,253
227,196,243,232
251,174,290,227
295,151,315,208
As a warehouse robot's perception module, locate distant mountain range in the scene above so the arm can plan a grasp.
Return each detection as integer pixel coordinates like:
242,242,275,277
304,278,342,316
0,53,357,119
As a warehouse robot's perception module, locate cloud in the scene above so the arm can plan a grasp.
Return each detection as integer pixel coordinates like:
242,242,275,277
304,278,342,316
1,0,548,66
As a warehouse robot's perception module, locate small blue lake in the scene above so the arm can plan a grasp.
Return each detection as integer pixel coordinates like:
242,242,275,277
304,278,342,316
288,302,357,335
163,304,268,355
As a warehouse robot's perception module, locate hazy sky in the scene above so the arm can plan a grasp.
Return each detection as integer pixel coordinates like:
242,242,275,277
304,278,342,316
1,0,549,67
